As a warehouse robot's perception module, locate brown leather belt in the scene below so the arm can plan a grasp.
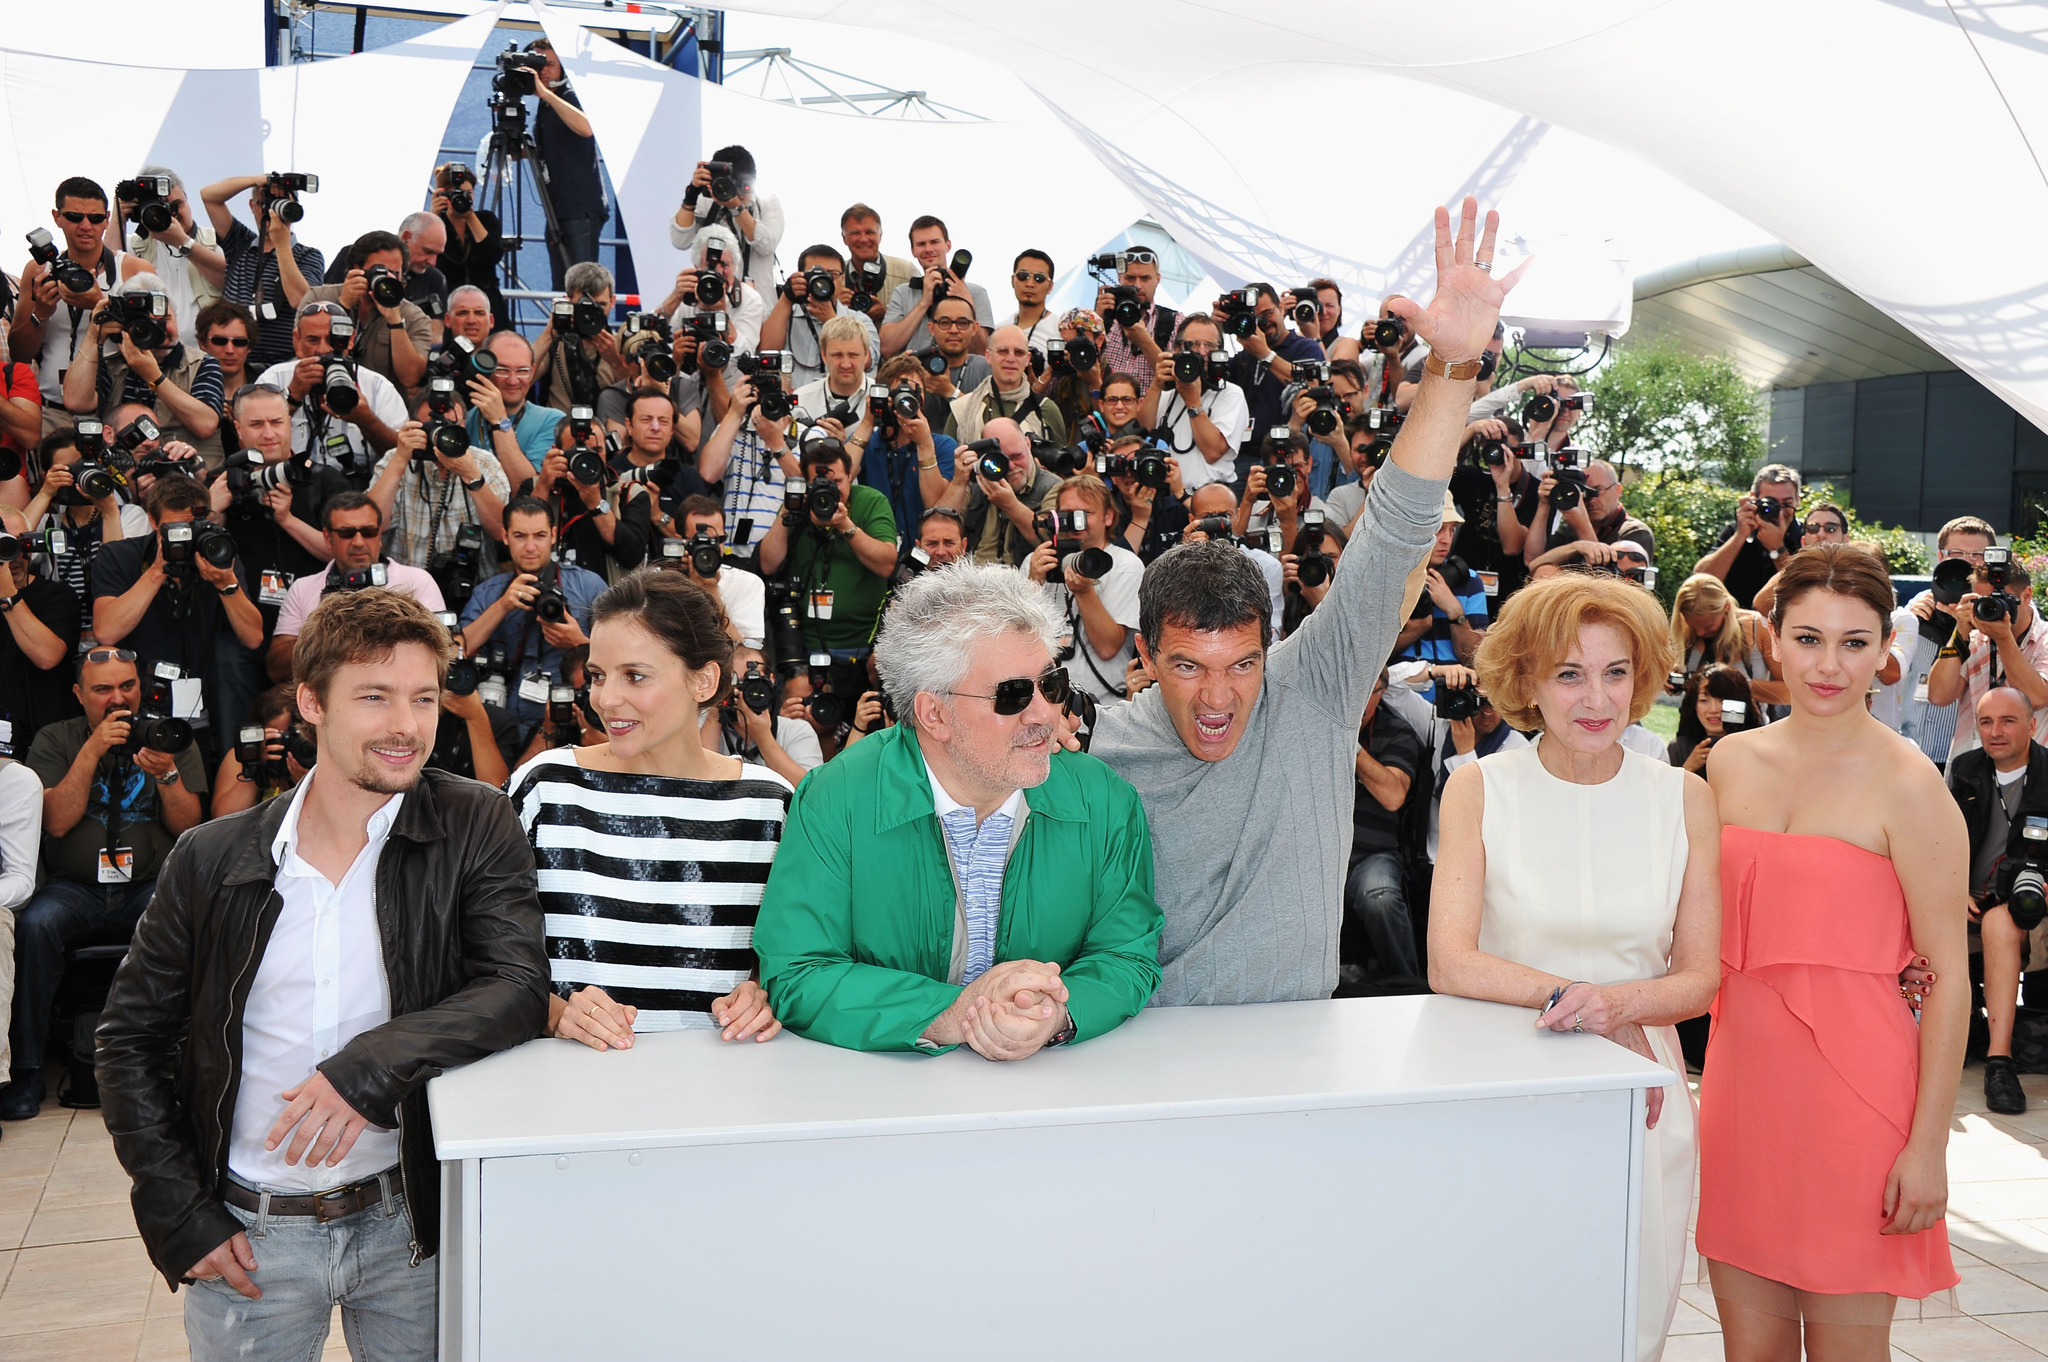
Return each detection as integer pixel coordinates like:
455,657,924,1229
222,1169,399,1223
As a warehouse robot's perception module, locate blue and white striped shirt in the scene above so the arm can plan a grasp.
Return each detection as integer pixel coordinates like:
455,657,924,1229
926,758,1026,986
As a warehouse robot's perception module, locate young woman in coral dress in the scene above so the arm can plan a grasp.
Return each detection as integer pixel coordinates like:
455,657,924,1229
1698,544,1968,1360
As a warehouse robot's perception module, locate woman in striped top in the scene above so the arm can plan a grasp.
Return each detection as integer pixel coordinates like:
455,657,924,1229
509,570,791,1046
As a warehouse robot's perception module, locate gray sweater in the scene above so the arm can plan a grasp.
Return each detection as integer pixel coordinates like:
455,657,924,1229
1092,461,1448,1006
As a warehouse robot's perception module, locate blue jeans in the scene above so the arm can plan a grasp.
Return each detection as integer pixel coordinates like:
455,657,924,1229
8,876,155,1077
184,1182,435,1362
1345,851,1418,978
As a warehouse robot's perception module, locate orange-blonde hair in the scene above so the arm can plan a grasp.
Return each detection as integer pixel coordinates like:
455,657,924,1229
1476,573,1676,732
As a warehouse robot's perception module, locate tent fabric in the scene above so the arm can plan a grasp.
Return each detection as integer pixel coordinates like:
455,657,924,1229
0,6,504,276
715,0,2048,433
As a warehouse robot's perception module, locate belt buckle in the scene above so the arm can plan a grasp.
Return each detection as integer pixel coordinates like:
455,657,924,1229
313,1184,357,1222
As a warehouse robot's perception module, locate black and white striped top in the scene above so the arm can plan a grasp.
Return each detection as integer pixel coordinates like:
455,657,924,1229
510,747,794,1032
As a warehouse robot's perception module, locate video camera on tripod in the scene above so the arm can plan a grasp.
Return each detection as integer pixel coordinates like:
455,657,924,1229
490,46,547,133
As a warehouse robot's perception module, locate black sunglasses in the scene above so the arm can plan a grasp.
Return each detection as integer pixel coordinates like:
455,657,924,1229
948,666,1070,716
1014,271,1050,284
329,526,379,540
206,334,251,348
60,211,109,225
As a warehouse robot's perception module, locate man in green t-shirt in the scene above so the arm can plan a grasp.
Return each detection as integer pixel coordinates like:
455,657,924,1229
2,648,208,1117
759,436,899,652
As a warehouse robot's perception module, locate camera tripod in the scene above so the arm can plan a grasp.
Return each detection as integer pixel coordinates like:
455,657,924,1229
478,97,567,329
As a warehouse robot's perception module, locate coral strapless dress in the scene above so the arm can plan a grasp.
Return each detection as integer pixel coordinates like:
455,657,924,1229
1696,827,1958,1297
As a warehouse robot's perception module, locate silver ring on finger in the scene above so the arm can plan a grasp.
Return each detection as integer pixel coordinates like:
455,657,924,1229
1475,260,1493,274
1573,1015,1584,1033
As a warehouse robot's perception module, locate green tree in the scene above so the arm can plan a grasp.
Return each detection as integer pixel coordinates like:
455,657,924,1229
1574,337,1767,486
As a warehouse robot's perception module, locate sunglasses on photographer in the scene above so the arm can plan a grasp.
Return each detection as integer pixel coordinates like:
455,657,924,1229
328,526,379,540
946,666,1070,716
1014,270,1050,284
59,211,109,225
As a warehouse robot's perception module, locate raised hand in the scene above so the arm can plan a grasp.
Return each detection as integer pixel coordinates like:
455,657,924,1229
1386,197,1529,367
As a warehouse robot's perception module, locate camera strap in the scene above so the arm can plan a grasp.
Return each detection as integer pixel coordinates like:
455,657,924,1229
1065,591,1128,700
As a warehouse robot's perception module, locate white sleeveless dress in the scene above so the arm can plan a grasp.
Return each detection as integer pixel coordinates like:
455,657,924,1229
1478,743,1697,1362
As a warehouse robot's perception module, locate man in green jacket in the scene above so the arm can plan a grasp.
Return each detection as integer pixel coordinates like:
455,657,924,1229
755,562,1162,1057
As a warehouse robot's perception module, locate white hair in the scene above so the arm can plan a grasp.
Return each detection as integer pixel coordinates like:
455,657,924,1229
694,222,742,268
137,165,184,192
400,210,441,238
874,562,1064,728
447,284,490,311
115,272,167,297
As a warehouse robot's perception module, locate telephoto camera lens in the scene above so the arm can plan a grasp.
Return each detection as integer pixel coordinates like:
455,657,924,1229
1306,402,1340,438
1173,351,1205,385
1373,317,1406,350
1296,546,1331,589
445,656,480,697
694,270,726,308
1292,291,1319,325
890,384,923,420
688,535,723,576
320,360,360,415
1066,335,1101,371
807,479,842,521
949,249,972,278
1266,462,1297,501
425,420,469,460
193,521,238,570
1075,546,1114,580
364,265,405,309
569,448,609,486
123,715,195,755
533,583,569,624
1975,592,2011,622
699,336,732,371
74,464,119,501
641,347,677,384
1523,391,1560,426
739,664,774,714
803,267,836,302
976,447,1010,481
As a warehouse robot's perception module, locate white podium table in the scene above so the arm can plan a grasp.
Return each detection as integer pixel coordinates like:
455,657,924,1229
429,994,1672,1361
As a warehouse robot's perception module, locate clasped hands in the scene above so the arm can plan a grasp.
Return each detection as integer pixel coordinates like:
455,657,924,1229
925,959,1071,1061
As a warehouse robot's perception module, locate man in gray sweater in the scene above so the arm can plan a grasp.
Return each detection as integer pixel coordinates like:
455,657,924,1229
1091,197,1526,1006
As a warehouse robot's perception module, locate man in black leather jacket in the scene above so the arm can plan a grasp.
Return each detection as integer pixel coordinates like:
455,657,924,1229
96,587,546,1353
1948,685,2048,1117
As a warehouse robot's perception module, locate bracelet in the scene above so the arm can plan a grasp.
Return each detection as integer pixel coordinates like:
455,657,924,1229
217,582,240,597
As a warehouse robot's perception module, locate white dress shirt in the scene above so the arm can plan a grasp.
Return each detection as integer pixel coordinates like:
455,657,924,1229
255,357,407,474
228,772,402,1192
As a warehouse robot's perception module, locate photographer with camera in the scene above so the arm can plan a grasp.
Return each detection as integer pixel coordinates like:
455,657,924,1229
697,642,819,788
253,301,406,483
1440,415,1536,600
60,272,226,469
1282,356,1369,500
1668,573,1787,707
764,245,881,391
500,38,604,289
1928,552,2048,762
1669,662,1763,774
1897,517,1998,768
1025,473,1143,697
23,426,147,608
902,294,992,416
1523,455,1653,571
534,261,625,415
0,501,82,756
1948,686,2048,1115
848,352,956,540
1093,249,1177,398
697,365,798,555
431,163,508,332
1345,668,1426,982
194,304,259,456
1138,312,1249,493
91,475,263,756
370,381,511,570
320,213,447,328
671,145,783,289
198,173,325,372
602,322,705,455
881,216,994,359
12,178,150,427
0,646,205,1118
839,203,918,328
109,168,225,341
529,396,651,576
303,230,434,392
1692,463,1803,608
947,325,1068,447
266,493,446,683
1222,284,1327,452
951,418,1058,567
1097,429,1189,565
209,683,310,816
667,496,766,647
1232,428,1324,547
1394,494,1488,682
658,225,764,372
426,617,520,788
458,329,559,491
760,435,898,644
459,497,604,735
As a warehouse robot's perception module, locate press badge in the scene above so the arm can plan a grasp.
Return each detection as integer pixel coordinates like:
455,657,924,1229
259,570,291,607
518,671,552,705
1914,674,1931,705
171,677,205,719
810,589,834,621
1477,570,1500,598
98,848,135,884
260,301,279,322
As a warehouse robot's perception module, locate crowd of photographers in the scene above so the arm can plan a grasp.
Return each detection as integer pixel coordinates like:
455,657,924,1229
0,133,2031,1132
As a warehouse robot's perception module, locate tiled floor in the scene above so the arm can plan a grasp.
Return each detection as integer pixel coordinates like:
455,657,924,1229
4,1067,2048,1359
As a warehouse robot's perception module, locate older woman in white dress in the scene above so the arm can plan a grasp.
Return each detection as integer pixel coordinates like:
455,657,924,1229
1429,572,1723,1362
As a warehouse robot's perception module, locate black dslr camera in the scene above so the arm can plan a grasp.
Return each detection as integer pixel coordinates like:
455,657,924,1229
95,291,170,350
1259,428,1298,502
790,267,837,304
962,438,1008,481
1190,514,1236,544
1291,287,1320,326
427,334,498,385
159,519,236,578
313,352,361,416
1371,315,1407,351
532,573,570,624
1173,350,1223,388
685,528,724,577
678,311,731,373
2000,815,2048,931
847,257,887,313
363,263,406,310
738,351,795,420
1100,445,1171,492
737,659,774,715
443,165,475,217
1523,387,1592,427
222,448,307,505
706,160,745,202
1435,684,1485,722
117,175,176,237
622,313,676,382
261,172,318,225
564,406,615,486
1976,547,2021,623
1293,509,1332,589
1105,284,1144,329
803,652,868,729
1218,288,1260,339
26,228,94,294
429,522,487,610
1035,510,1113,585
437,612,480,697
553,296,609,340
1546,445,1589,511
119,663,195,756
